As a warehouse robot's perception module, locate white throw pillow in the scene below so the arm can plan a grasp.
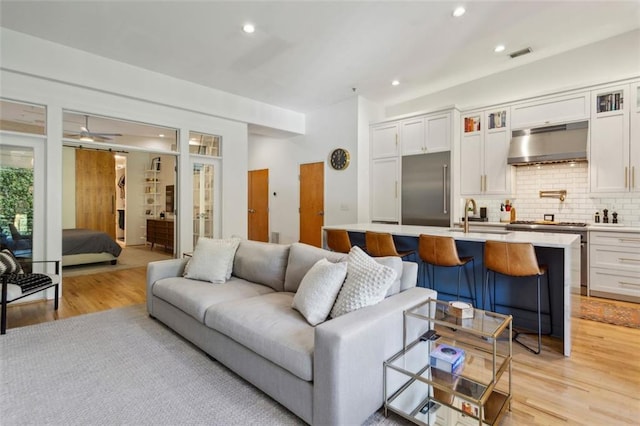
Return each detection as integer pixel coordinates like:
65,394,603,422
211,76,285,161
330,246,397,318
184,237,241,283
292,258,348,326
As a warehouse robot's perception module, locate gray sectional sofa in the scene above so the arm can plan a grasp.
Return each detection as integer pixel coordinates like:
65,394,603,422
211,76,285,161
146,240,436,425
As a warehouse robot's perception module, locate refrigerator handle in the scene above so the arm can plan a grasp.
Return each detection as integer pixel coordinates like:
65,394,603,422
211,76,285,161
442,164,448,214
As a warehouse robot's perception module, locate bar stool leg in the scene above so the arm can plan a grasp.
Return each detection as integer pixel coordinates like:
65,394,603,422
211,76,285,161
462,259,477,307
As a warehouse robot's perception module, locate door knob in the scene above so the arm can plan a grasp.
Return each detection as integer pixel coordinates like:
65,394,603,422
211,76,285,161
317,211,324,216
248,209,255,213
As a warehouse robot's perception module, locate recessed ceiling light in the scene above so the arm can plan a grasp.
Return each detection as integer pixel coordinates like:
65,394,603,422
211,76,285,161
242,23,255,34
452,6,466,17
391,80,400,86
494,45,506,53
159,134,165,138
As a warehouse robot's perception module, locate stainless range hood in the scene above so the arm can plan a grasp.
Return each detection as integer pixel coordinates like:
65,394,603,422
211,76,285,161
508,120,588,165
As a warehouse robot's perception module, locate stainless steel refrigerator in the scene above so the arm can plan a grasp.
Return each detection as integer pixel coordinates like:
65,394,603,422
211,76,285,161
401,151,451,227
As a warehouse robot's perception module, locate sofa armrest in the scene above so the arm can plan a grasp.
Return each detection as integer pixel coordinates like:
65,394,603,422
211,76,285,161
313,286,437,426
146,258,189,313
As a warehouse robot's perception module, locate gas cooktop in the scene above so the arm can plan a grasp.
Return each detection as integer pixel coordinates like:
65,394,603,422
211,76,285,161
506,220,588,232
509,220,587,227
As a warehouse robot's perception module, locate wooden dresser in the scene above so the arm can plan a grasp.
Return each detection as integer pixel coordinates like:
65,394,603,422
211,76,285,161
147,219,174,251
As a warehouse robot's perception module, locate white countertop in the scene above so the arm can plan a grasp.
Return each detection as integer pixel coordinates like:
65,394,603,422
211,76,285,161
588,224,640,233
323,223,579,248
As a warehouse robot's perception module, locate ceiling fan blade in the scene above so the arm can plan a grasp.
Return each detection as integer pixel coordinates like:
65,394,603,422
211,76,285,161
86,132,123,137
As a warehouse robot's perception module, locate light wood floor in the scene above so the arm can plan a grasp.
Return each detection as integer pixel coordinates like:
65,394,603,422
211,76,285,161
5,268,640,425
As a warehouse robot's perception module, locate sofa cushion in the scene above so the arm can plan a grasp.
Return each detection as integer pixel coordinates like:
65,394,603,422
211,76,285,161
292,258,348,326
151,276,274,322
374,256,403,297
205,292,315,381
233,240,290,292
183,237,240,283
330,246,397,318
284,243,347,293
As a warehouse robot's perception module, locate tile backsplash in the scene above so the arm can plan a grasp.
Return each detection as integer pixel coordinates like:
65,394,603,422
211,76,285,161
473,162,640,226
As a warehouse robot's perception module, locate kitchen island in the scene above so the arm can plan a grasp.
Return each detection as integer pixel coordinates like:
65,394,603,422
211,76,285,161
323,223,580,356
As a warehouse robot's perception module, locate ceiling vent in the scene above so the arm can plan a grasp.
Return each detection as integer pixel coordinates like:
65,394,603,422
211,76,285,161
509,47,532,59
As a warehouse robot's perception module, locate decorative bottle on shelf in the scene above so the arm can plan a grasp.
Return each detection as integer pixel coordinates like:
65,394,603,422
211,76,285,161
602,209,609,224
594,212,600,223
612,212,618,224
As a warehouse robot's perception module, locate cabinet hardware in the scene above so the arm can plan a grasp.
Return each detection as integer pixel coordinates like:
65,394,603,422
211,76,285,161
625,166,628,188
618,258,640,263
619,238,640,243
442,164,448,214
619,281,640,288
633,166,636,189
395,181,398,198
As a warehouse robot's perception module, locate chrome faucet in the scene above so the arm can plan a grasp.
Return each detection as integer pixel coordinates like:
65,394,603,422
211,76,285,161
463,198,477,233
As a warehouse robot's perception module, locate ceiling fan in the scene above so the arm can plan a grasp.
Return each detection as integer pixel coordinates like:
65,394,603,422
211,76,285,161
64,115,122,142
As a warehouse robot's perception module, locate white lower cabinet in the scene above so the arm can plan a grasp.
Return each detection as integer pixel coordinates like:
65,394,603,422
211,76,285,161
371,157,399,223
589,231,640,302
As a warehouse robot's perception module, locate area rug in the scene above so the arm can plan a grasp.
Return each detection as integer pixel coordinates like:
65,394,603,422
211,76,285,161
578,298,640,328
0,304,404,425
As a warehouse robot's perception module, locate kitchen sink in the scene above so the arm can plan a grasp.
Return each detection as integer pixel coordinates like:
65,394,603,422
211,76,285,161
449,228,512,235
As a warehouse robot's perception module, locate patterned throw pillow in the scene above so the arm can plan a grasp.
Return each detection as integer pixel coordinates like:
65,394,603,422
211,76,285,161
183,237,241,283
292,258,348,326
0,249,24,275
330,246,397,318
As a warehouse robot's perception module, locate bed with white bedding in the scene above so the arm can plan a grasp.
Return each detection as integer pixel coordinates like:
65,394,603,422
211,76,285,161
62,229,122,267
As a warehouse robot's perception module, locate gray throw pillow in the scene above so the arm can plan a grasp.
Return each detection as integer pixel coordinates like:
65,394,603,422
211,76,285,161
292,258,348,326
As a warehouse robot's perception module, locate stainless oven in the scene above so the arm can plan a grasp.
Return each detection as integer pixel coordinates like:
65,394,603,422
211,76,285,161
506,221,588,295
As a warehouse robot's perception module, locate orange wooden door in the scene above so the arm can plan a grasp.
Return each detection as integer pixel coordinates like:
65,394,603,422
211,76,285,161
248,169,269,242
75,149,116,239
299,162,324,247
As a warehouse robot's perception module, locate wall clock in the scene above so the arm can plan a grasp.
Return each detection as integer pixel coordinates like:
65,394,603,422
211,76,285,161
329,148,350,170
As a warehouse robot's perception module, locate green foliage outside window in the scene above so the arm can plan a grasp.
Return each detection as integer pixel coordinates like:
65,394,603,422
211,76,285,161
0,167,34,234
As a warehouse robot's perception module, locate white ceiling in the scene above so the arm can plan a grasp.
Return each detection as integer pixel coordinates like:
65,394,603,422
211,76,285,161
1,1,639,114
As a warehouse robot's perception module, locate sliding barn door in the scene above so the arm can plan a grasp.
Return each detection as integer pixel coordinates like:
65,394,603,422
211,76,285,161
75,149,116,239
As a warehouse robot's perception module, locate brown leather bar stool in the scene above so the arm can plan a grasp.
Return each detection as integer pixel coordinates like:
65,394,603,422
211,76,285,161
325,229,352,254
484,240,551,354
418,235,476,306
365,231,415,260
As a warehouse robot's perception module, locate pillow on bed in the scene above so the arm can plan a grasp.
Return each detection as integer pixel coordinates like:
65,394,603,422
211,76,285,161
183,237,241,283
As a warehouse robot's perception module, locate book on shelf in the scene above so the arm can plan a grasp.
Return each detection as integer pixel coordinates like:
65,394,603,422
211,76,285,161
430,344,465,373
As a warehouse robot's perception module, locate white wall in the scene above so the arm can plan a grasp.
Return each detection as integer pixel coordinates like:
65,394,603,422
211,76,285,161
1,28,305,135
248,96,361,243
386,29,640,118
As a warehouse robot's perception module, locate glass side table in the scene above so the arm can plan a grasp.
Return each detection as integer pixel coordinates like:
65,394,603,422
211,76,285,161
384,298,512,426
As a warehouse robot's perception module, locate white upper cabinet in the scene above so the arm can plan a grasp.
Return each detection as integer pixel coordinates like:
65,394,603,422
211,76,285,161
589,83,636,193
425,113,451,153
371,122,399,159
400,117,425,156
510,91,590,129
460,108,513,196
401,112,451,156
630,82,640,193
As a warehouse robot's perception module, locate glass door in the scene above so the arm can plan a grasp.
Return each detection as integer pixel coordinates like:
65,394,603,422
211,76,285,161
0,139,44,263
191,160,221,246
